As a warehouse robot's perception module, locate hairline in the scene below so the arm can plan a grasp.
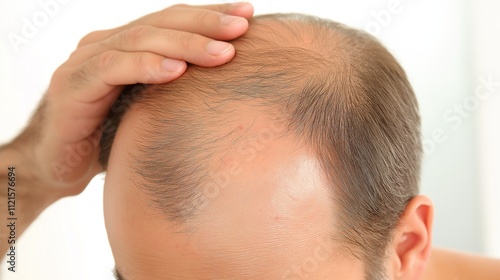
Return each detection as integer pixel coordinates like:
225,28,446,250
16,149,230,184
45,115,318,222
101,13,421,280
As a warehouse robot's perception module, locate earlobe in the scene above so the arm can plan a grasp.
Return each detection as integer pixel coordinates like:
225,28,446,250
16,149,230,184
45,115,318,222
391,195,434,280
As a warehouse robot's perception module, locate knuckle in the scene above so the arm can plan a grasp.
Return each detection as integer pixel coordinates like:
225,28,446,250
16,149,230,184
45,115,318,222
69,64,90,88
155,7,178,24
210,4,228,13
78,30,103,47
95,50,119,71
120,25,151,46
132,53,151,72
178,32,198,52
68,48,80,60
195,11,214,26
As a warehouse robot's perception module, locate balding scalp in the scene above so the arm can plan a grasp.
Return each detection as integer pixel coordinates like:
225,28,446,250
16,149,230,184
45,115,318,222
99,14,421,280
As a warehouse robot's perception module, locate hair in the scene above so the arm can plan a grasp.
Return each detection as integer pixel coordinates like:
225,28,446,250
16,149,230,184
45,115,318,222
99,14,421,280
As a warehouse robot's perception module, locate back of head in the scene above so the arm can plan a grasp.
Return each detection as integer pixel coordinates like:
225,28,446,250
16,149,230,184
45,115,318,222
100,14,421,279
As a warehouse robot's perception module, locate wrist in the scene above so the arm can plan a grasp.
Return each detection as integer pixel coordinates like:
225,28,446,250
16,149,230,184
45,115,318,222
0,143,61,256
0,143,61,203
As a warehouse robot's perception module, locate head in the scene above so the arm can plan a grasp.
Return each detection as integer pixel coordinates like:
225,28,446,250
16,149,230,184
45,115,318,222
100,14,433,280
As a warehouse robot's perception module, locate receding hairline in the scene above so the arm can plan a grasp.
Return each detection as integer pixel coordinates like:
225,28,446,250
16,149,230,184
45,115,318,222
101,13,421,280
99,13,364,169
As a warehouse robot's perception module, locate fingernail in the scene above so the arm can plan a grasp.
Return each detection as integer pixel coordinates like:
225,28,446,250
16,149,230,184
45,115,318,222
206,41,233,56
220,14,245,25
161,58,184,72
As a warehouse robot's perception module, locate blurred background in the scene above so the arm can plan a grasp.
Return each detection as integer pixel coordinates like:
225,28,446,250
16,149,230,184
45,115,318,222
0,0,499,279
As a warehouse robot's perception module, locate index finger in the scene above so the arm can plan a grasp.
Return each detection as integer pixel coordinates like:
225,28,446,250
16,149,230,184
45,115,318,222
158,2,254,19
78,2,254,47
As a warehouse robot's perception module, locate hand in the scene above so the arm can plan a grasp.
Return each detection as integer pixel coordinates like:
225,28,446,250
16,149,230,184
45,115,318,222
9,2,254,197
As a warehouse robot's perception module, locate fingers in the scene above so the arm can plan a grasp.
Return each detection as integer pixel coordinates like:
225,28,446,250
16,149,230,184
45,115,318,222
73,3,254,73
78,2,253,47
64,2,254,102
91,50,187,84
69,51,187,103
107,26,236,66
145,7,250,41
35,2,254,191
170,2,254,18
73,25,235,68
132,2,254,38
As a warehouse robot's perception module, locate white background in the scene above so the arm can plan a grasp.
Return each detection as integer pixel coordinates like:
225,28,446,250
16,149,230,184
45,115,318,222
0,0,499,279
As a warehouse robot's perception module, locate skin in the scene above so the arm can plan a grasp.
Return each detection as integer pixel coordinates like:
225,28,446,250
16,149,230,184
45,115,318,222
102,75,476,280
0,2,499,279
104,102,364,279
101,18,432,280
0,2,254,257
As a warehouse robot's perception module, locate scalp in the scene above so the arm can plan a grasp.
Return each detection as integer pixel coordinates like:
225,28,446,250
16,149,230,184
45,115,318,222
100,13,421,280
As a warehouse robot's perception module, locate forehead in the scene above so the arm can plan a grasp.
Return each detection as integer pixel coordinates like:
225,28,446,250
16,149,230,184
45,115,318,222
190,137,337,276
103,100,346,279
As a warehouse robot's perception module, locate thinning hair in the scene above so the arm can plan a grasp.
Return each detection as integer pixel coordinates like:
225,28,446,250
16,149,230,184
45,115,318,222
99,14,421,280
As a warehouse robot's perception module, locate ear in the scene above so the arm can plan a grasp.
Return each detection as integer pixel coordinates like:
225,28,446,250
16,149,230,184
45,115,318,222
390,195,434,280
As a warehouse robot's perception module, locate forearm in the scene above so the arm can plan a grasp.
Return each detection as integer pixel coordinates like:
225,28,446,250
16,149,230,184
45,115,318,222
0,144,60,256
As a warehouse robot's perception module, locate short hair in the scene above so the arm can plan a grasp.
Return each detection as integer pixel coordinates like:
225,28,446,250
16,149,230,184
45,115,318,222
99,14,421,280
